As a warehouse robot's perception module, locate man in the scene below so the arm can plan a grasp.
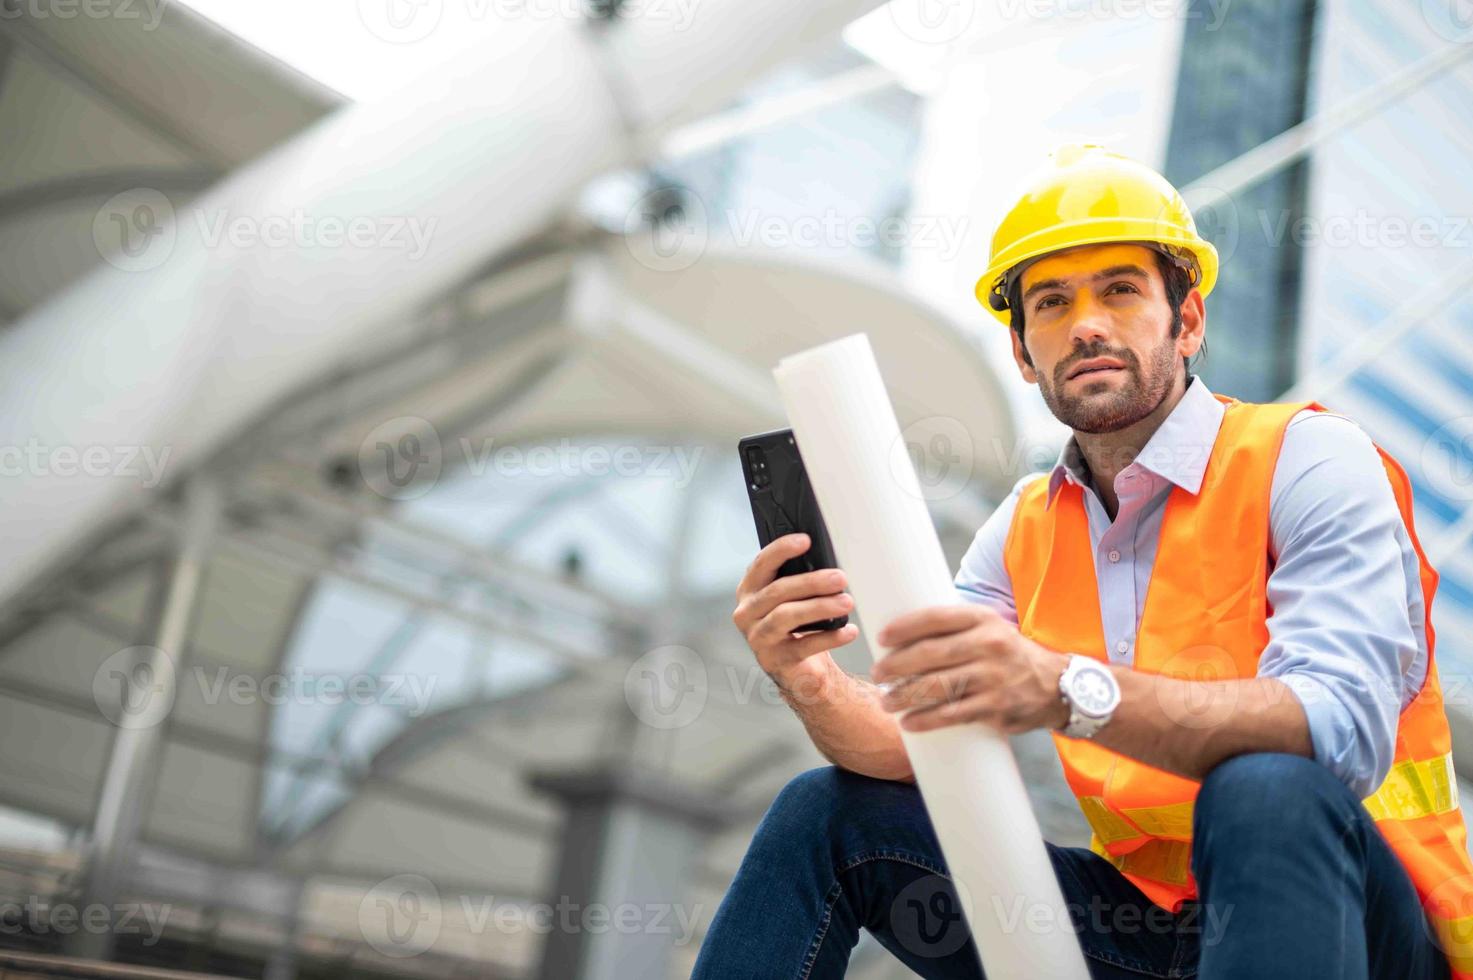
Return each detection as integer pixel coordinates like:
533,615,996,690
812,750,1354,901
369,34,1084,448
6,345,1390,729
692,145,1473,979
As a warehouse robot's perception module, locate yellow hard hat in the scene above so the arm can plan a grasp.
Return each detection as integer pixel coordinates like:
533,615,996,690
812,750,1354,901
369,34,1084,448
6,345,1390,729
973,143,1219,326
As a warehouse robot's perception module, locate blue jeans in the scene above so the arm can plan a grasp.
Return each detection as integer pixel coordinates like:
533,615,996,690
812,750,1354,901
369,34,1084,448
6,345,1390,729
691,752,1451,979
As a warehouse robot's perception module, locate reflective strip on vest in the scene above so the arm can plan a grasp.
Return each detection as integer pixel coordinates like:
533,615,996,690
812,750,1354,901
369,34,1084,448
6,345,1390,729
1364,752,1459,822
1083,751,1458,846
1121,800,1195,839
1088,835,1192,886
1080,796,1142,844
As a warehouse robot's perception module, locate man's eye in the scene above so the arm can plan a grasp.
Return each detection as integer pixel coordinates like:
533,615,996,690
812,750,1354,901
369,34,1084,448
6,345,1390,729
1106,282,1138,295
1036,296,1063,310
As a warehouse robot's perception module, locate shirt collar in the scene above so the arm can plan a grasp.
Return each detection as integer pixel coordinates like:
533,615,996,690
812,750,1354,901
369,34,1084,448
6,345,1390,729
1045,374,1226,508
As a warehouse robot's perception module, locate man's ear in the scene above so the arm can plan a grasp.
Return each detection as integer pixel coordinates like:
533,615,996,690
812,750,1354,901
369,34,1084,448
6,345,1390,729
1177,288,1206,359
1011,328,1038,384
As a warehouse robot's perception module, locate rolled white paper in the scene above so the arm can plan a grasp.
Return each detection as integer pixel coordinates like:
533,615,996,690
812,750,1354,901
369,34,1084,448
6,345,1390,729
773,332,1088,979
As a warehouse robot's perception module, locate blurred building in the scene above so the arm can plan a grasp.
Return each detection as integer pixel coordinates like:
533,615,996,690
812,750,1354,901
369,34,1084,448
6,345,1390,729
0,1,1470,979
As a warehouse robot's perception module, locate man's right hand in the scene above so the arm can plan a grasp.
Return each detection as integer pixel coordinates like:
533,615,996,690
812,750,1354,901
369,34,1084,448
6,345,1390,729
732,533,860,685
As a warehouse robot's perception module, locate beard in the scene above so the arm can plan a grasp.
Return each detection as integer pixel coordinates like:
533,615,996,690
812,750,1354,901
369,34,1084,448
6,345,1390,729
1037,331,1179,434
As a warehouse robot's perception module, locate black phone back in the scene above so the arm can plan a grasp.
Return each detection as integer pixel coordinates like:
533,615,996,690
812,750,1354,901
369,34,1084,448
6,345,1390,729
738,428,848,633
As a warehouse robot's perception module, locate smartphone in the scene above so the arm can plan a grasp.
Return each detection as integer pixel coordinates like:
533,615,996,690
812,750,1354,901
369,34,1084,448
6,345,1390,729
738,428,848,633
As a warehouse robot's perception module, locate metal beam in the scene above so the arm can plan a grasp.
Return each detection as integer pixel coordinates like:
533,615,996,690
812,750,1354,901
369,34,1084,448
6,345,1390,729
1181,38,1473,212
0,169,219,225
1279,255,1473,403
70,476,221,960
0,29,14,102
0,17,228,167
144,509,600,668
243,473,602,616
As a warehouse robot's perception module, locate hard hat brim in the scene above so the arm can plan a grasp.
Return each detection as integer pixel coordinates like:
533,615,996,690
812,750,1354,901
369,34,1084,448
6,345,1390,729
974,219,1220,326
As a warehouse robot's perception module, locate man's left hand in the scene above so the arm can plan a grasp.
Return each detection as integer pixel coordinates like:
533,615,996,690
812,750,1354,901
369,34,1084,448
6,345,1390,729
872,605,1072,734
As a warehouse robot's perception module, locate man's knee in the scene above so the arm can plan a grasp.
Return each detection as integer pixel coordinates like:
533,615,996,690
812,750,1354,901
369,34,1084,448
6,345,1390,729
1194,752,1354,851
760,765,921,843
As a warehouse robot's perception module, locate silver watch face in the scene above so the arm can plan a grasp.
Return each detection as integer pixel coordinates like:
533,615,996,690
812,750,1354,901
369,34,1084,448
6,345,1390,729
1068,663,1118,716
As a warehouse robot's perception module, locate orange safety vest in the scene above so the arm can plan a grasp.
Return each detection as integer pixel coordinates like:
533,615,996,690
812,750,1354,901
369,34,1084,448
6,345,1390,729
1002,392,1473,975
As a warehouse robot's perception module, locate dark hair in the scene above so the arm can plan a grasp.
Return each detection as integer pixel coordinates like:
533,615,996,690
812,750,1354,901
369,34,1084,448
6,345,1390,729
1006,248,1205,377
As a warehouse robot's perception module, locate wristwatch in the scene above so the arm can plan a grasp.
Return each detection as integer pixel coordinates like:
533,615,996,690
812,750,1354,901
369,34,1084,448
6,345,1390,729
1056,654,1121,739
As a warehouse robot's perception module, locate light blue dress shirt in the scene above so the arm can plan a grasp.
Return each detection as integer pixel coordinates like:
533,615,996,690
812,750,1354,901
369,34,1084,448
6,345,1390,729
954,374,1427,798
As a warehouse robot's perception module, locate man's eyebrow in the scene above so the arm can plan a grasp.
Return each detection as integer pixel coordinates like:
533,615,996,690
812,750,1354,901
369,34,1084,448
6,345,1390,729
1021,264,1151,303
1092,263,1151,281
1020,277,1068,303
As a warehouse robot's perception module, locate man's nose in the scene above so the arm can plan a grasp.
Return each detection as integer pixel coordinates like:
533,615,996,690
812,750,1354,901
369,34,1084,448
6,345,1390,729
1064,290,1113,347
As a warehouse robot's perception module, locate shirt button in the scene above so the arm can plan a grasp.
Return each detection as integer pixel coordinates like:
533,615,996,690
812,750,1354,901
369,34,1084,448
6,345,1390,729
1116,639,1130,654
1107,549,1121,563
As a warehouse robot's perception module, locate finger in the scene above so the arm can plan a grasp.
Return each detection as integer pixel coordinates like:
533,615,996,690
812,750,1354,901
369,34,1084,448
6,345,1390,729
737,533,810,598
754,566,847,611
872,634,979,685
880,664,984,713
755,593,855,643
771,623,861,674
877,604,994,650
735,567,847,631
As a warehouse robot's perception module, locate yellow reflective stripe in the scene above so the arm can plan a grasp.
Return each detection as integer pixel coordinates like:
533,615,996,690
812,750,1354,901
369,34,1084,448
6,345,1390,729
1079,795,1142,844
1363,752,1459,822
1088,834,1192,886
1120,800,1195,839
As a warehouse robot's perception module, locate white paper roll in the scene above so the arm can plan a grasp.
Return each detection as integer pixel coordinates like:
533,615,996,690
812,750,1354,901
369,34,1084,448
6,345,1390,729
773,332,1088,979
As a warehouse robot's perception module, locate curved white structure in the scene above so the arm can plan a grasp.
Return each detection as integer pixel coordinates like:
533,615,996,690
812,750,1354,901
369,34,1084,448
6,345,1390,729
0,0,886,607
